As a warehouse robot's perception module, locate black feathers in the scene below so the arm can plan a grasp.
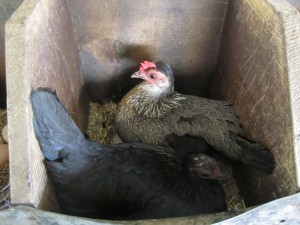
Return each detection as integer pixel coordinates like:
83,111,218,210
31,89,226,220
155,61,174,83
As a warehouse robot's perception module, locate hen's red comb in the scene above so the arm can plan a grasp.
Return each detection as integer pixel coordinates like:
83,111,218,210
139,61,156,71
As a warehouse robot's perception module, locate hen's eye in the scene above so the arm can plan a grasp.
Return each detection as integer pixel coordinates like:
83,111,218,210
149,73,156,79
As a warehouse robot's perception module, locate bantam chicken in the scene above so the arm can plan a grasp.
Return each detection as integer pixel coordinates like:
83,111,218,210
31,89,226,220
115,61,275,173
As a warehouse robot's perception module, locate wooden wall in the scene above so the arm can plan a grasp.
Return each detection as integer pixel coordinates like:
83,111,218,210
65,0,229,102
213,0,300,206
6,0,88,210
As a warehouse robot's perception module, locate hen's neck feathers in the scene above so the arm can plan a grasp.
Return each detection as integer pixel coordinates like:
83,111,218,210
120,81,186,118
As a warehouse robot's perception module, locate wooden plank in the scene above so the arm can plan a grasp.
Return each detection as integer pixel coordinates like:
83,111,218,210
213,0,300,206
215,193,300,225
0,205,247,225
5,0,89,210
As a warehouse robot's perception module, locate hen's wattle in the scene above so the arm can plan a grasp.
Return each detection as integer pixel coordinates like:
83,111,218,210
115,61,275,173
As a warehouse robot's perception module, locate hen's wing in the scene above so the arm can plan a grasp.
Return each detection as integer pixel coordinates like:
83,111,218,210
167,95,275,173
167,95,242,147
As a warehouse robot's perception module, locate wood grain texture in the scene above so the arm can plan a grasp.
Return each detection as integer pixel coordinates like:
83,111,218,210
212,0,300,206
6,0,88,211
65,0,229,102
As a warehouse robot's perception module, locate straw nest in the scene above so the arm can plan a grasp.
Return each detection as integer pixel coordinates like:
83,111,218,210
87,102,117,144
0,109,9,210
87,101,245,211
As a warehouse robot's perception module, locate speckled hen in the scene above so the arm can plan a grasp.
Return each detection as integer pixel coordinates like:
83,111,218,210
30,89,226,220
115,61,275,173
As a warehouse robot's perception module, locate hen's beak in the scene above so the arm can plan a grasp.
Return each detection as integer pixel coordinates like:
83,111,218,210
131,71,145,79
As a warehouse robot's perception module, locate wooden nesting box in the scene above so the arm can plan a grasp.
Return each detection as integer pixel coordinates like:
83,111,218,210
5,0,300,222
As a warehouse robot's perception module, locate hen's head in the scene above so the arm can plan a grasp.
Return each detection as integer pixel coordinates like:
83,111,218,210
131,61,174,95
187,154,229,181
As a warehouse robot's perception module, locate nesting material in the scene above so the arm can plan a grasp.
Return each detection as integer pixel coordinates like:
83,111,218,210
0,109,9,210
0,163,9,210
221,172,245,211
0,110,6,131
87,101,245,211
87,102,117,144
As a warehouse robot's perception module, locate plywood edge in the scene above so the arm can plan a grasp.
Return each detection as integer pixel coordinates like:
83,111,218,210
269,0,300,189
5,0,39,207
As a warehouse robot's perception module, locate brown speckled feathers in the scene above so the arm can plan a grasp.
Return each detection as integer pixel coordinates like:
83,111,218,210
115,62,275,173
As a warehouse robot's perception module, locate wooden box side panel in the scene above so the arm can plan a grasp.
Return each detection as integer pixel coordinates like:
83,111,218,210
66,0,229,102
6,0,88,210
283,0,300,195
214,0,300,205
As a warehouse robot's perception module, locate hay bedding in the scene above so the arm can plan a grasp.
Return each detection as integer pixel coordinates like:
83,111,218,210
87,102,245,211
0,163,9,210
87,102,117,144
0,109,9,210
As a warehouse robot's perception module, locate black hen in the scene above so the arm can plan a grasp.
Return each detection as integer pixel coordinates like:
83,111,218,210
166,134,231,181
115,61,275,173
31,89,226,220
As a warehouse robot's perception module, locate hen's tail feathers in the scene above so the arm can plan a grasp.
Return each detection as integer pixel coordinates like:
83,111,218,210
232,136,275,173
30,89,85,161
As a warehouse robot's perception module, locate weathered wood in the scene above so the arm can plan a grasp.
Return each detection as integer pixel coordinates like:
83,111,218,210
0,206,248,225
1,193,300,224
65,0,229,102
214,193,300,225
212,0,300,206
5,0,88,211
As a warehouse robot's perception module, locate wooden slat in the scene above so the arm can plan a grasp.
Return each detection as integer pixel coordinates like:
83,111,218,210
6,0,88,210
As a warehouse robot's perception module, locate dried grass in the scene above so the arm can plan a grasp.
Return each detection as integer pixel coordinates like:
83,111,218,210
0,109,6,132
87,102,117,144
221,172,245,211
0,163,9,210
0,109,9,210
